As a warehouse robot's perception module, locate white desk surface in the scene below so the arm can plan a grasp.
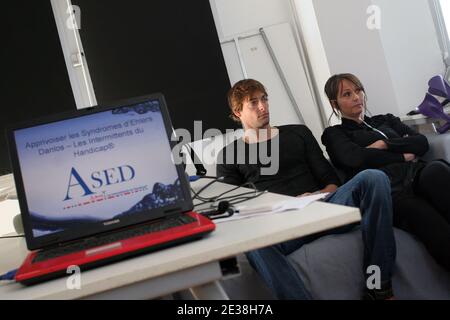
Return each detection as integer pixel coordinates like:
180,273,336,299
0,200,20,236
400,105,450,125
0,180,360,300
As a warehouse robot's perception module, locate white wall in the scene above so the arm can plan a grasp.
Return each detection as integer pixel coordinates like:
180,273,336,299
209,0,325,143
313,0,445,117
373,0,445,115
291,0,335,125
313,0,400,117
210,0,291,39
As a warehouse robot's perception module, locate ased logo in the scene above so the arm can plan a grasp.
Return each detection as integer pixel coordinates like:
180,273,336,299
64,165,136,201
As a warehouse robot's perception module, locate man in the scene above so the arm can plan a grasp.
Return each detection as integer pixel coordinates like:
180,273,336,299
216,79,396,300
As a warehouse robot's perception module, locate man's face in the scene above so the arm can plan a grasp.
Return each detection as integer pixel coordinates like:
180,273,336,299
234,91,270,130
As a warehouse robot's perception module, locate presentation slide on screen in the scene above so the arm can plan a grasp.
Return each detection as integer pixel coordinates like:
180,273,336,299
14,101,183,237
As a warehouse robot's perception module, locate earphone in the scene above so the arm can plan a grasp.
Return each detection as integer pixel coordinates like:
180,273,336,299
201,200,235,220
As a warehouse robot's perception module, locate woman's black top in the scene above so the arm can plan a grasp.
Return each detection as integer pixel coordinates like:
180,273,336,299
321,114,429,194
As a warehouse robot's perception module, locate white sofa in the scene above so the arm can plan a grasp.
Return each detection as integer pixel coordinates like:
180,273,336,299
422,132,450,162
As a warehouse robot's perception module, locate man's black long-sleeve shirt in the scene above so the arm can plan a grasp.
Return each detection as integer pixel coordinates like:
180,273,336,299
216,125,341,197
321,114,429,193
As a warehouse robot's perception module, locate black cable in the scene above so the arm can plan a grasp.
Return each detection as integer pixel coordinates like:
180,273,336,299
195,190,267,221
191,176,271,220
0,234,24,239
212,182,258,201
192,186,239,205
212,190,260,201
226,191,267,205
193,180,265,212
190,178,224,204
193,190,263,209
192,177,224,199
192,178,257,203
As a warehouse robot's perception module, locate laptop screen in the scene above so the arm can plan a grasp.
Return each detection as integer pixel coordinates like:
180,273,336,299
9,94,192,249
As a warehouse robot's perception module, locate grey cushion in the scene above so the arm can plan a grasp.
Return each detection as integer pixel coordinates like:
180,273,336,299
289,227,450,299
422,132,450,162
221,228,450,300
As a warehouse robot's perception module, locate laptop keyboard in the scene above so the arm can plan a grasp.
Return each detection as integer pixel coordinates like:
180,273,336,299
32,214,197,263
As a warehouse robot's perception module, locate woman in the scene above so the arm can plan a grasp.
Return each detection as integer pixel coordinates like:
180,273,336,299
321,73,450,271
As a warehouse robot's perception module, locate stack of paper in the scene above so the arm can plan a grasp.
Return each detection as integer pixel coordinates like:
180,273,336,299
216,193,329,223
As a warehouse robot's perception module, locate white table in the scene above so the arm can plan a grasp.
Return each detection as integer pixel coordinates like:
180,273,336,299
400,107,450,135
0,180,360,300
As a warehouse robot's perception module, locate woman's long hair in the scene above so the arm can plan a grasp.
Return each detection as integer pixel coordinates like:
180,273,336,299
324,73,372,125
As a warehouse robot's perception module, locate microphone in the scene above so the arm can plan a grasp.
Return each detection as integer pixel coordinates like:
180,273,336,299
201,201,235,220
176,135,207,177
188,143,207,176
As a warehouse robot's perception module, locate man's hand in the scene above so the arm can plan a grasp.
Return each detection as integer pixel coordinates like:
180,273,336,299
297,184,338,197
403,153,416,162
297,192,313,198
366,140,388,150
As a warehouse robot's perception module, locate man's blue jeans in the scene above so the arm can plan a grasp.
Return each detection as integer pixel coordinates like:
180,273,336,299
245,169,396,299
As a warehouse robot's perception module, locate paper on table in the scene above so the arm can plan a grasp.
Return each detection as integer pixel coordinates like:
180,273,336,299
214,193,329,223
0,199,20,236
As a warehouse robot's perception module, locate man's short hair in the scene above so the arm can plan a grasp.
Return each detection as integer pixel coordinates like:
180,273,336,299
227,79,268,122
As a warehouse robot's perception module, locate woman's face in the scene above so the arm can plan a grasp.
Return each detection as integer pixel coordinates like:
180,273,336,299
334,79,365,120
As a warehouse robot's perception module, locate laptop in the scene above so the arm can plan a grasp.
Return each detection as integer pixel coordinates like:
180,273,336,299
6,93,215,285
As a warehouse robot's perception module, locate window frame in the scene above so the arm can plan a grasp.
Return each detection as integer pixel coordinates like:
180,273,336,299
50,0,97,109
430,0,450,77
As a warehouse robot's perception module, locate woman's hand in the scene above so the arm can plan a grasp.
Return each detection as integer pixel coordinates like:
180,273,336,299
366,140,388,150
403,153,416,162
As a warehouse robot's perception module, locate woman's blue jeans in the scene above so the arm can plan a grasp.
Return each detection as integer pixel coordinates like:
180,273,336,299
245,169,396,299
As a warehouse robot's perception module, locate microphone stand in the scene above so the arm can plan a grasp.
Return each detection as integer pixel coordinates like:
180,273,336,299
176,135,207,176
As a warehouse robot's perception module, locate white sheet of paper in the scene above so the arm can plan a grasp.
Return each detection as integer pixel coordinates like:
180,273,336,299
215,193,329,223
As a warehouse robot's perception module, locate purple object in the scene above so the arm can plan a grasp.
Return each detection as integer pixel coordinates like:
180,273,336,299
417,93,450,134
428,75,450,106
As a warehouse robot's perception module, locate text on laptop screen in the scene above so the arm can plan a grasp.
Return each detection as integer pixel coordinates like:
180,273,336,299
13,100,184,238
